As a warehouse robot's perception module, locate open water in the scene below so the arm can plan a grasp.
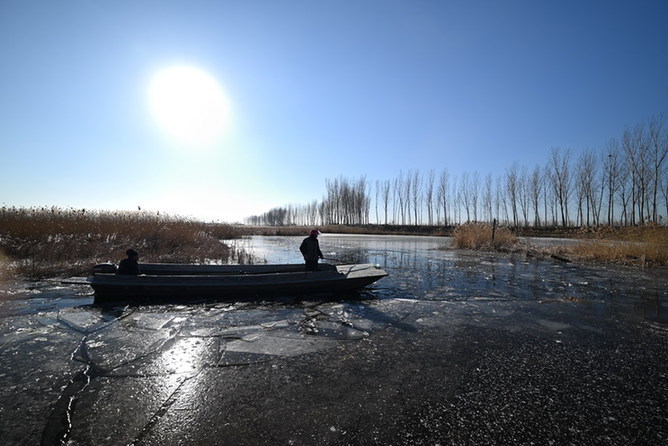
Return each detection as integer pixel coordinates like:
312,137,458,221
0,234,666,445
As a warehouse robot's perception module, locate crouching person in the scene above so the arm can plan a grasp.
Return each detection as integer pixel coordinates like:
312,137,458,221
116,249,140,275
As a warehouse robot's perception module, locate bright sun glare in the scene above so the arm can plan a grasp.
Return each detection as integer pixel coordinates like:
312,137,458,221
148,66,230,146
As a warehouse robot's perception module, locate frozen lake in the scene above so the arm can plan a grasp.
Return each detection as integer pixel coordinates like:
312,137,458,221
0,234,666,445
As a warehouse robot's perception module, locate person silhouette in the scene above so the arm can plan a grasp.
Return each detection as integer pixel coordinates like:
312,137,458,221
299,230,324,271
116,249,140,275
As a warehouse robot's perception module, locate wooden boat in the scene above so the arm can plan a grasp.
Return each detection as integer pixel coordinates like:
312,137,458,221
82,262,388,303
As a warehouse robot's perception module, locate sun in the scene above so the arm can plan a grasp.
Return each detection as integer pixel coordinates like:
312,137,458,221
148,66,231,146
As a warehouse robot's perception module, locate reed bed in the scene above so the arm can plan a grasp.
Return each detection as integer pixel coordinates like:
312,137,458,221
0,206,246,278
570,225,668,266
450,222,518,251
448,221,667,267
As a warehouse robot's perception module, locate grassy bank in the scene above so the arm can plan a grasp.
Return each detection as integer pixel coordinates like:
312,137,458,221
446,222,668,267
569,225,668,266
0,206,247,279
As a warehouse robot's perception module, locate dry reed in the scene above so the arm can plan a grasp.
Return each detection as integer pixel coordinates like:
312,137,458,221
0,248,10,282
0,206,246,278
570,225,668,266
451,222,518,251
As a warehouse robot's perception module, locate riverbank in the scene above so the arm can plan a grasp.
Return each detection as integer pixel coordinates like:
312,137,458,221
237,222,668,240
445,222,668,267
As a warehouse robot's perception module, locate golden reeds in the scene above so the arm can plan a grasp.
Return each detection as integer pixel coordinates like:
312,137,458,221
448,221,667,266
451,222,517,251
571,225,668,266
0,248,10,281
0,206,245,278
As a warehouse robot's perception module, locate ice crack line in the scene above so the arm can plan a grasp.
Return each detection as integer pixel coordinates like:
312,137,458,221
40,363,97,446
130,372,201,445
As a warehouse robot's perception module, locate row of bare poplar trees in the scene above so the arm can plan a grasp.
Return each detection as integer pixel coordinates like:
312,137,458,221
246,117,667,227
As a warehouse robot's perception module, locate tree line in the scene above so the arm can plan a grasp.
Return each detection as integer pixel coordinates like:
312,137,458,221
246,116,667,227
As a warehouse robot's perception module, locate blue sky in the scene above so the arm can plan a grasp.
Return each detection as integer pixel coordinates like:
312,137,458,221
2,0,667,223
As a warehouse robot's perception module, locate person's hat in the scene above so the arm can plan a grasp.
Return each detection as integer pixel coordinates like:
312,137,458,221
126,249,139,257
310,229,320,236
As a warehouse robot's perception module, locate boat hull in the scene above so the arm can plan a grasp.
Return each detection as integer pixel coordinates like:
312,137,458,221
89,263,388,304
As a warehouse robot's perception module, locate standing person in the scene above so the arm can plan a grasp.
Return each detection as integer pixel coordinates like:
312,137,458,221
299,230,324,271
116,249,140,275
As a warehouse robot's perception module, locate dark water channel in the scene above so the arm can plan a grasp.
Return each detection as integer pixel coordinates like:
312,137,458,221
0,234,666,445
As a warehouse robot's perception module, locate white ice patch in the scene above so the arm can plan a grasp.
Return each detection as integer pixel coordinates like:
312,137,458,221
224,332,337,357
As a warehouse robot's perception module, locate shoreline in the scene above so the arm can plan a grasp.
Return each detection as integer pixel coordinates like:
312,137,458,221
1,212,666,279
236,222,668,240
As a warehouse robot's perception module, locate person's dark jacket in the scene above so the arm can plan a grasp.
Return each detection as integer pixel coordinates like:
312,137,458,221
116,258,140,275
299,235,323,261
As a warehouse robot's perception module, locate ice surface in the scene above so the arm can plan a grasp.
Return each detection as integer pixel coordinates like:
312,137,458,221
0,234,666,444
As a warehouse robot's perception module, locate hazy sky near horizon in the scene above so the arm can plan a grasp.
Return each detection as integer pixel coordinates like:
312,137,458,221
2,0,667,223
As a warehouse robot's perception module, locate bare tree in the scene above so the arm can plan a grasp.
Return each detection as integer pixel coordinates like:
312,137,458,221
648,115,668,223
425,169,435,225
459,172,471,222
574,150,598,226
374,180,380,224
403,172,412,224
437,169,450,225
321,176,370,225
394,172,407,225
518,166,531,226
496,175,510,225
306,200,319,226
592,153,605,226
529,165,543,226
603,138,621,225
622,124,651,224
452,175,462,224
505,164,519,226
542,164,554,225
380,179,391,225
410,170,422,225
618,156,631,225
548,148,572,227
482,173,493,222
471,171,480,222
